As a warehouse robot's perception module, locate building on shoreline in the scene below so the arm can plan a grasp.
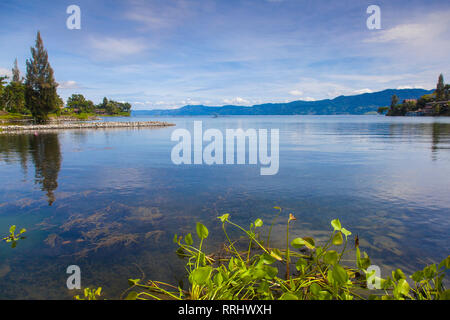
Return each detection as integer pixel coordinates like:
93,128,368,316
405,101,450,117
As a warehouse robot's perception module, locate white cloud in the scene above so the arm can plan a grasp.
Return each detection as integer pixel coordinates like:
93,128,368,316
366,24,431,43
328,74,410,84
223,97,251,105
289,89,303,96
89,36,148,59
124,0,192,30
59,80,80,89
353,88,373,94
396,85,425,90
365,11,450,45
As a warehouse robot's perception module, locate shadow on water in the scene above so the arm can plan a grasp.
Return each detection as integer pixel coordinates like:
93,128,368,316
387,121,450,161
431,122,450,160
0,133,61,206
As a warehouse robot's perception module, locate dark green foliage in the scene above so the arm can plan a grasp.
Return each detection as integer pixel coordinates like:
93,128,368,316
436,74,445,101
0,76,8,110
2,82,26,113
67,94,95,113
0,60,26,114
64,94,132,116
97,97,131,115
417,93,435,109
377,106,389,114
390,94,399,109
24,31,60,123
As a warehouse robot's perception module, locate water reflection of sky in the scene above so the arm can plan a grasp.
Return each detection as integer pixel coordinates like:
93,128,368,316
0,115,449,299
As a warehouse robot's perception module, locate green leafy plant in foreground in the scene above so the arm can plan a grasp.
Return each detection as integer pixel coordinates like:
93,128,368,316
2,225,26,248
124,208,449,300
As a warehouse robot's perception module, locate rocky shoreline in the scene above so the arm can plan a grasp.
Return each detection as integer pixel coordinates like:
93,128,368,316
0,121,175,134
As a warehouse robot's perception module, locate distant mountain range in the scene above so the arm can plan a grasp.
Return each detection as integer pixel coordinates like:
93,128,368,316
133,89,433,116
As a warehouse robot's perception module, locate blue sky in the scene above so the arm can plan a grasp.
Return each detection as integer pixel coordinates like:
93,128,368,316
0,0,449,110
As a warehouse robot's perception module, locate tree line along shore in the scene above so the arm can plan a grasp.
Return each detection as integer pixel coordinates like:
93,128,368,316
0,31,138,124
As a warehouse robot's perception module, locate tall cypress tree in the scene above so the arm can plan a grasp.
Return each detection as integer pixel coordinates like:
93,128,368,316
12,58,21,83
436,74,445,101
390,94,398,109
25,31,59,123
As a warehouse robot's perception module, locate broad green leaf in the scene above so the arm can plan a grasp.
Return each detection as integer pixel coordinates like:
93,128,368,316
290,237,305,248
125,291,138,300
318,291,332,300
260,253,276,265
438,255,450,269
250,268,267,280
361,256,371,270
381,277,394,290
392,269,406,281
190,266,212,285
423,264,436,279
184,233,193,246
323,250,339,265
214,272,224,286
228,258,235,270
394,279,410,297
411,270,423,282
264,266,278,278
196,222,209,240
310,283,321,295
9,225,16,234
303,237,315,249
332,232,344,246
280,293,298,300
331,219,341,231
332,265,348,285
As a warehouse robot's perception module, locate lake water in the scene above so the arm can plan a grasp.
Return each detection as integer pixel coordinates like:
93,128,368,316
0,115,449,299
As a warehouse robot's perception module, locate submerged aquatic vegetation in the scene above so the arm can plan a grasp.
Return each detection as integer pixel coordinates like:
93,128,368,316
122,207,449,300
74,287,102,300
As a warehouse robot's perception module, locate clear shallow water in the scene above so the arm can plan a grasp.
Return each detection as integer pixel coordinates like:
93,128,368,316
0,115,449,299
